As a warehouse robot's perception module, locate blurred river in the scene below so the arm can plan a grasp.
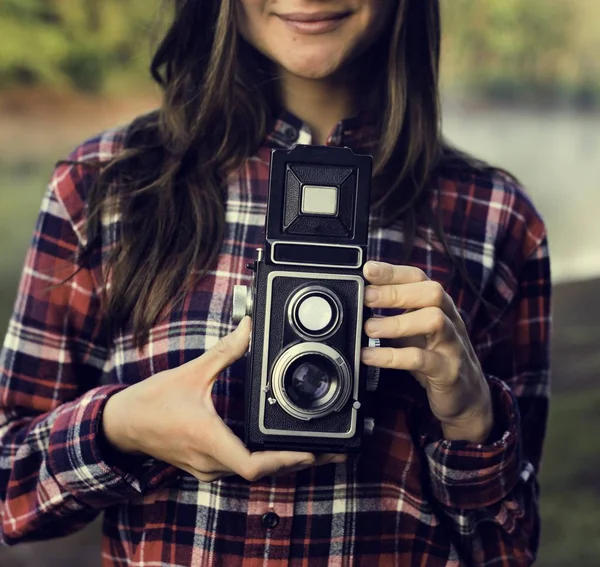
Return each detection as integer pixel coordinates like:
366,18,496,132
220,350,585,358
442,101,600,284
1,98,598,292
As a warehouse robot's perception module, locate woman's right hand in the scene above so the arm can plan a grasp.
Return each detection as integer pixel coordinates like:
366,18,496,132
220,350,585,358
102,317,345,483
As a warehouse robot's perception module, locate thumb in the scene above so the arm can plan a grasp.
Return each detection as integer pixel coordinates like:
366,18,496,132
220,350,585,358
197,316,252,379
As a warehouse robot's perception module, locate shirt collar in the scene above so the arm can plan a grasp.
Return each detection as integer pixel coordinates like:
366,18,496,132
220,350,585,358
266,107,378,153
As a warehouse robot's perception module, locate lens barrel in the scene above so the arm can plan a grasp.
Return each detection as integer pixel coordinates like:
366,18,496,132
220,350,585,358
287,286,343,340
270,342,352,421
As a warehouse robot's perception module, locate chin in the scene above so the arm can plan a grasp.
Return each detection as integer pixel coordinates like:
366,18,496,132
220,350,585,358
280,54,345,81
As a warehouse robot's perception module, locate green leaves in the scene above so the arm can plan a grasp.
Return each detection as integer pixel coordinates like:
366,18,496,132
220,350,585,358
0,0,597,101
0,0,160,92
441,0,599,104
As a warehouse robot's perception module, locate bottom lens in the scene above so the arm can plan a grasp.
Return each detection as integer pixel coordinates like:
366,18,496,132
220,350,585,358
284,355,336,410
270,342,352,421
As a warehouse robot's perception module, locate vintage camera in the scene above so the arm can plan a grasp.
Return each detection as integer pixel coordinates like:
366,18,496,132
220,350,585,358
232,145,379,454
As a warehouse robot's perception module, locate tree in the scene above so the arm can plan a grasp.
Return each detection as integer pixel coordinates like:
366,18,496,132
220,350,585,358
441,0,579,101
0,0,161,92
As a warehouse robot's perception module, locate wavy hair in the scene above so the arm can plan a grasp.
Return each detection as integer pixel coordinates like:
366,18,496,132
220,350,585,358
75,0,448,348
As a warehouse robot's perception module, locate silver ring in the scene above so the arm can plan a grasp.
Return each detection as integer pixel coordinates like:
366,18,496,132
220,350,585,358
287,285,343,340
270,342,352,421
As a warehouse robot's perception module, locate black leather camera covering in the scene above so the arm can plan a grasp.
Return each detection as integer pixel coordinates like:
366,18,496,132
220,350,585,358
266,145,372,248
245,262,369,453
243,145,374,454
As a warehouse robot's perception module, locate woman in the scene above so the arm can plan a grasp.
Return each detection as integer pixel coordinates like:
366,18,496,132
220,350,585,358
0,1,550,565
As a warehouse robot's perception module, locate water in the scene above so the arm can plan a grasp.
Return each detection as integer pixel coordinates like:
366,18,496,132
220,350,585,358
1,103,598,291
442,102,600,284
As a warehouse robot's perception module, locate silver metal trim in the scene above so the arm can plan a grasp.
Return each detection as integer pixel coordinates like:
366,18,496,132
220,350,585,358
364,417,375,436
287,285,343,341
270,241,363,269
232,285,249,324
270,342,352,421
259,271,364,439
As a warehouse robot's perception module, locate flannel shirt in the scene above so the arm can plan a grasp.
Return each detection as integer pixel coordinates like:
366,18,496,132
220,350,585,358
0,110,550,566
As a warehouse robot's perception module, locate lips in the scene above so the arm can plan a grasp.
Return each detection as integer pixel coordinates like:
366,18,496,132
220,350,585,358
276,11,352,34
278,11,351,23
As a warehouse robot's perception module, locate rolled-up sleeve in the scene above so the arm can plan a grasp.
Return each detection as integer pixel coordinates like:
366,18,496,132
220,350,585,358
0,159,145,545
423,230,551,566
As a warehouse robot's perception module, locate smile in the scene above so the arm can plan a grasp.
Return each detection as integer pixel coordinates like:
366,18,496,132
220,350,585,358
277,11,352,35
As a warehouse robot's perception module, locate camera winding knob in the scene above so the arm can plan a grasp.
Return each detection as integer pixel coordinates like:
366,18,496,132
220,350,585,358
365,338,381,392
232,285,253,324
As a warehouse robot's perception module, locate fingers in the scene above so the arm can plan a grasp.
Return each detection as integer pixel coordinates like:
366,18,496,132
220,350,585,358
205,415,316,482
273,453,347,477
186,416,347,483
179,463,230,484
233,451,346,481
365,280,452,312
364,274,464,330
361,345,446,376
365,307,454,342
188,452,348,483
363,262,428,286
196,316,252,379
314,453,348,466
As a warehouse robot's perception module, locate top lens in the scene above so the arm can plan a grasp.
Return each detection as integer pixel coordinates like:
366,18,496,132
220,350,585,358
296,295,332,332
288,286,342,339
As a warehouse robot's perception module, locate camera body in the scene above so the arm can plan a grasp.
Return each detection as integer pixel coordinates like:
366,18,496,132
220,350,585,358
232,145,378,454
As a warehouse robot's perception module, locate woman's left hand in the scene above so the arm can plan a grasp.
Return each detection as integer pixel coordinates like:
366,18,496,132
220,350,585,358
361,261,493,444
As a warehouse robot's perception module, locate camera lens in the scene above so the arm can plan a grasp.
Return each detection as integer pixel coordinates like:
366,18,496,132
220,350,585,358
270,342,352,421
288,286,342,340
285,355,336,409
297,296,332,333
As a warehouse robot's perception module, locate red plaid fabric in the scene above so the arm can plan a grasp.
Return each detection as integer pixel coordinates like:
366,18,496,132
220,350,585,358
0,110,550,566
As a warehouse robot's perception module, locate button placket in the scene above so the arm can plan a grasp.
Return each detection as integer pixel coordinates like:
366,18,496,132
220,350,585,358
243,474,297,562
262,511,280,530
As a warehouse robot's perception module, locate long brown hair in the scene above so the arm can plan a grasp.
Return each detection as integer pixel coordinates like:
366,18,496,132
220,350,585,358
76,0,448,348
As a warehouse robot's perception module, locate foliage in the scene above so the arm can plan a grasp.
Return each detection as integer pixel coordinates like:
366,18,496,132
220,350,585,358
0,0,598,105
0,0,162,92
441,0,600,105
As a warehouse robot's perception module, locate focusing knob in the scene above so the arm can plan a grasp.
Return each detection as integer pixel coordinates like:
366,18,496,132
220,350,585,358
364,417,375,436
232,285,252,323
365,338,381,392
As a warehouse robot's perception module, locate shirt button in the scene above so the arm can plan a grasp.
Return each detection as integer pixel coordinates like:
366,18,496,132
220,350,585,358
262,511,280,530
283,125,297,140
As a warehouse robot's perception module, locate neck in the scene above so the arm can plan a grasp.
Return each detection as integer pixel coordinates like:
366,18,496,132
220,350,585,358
278,71,356,145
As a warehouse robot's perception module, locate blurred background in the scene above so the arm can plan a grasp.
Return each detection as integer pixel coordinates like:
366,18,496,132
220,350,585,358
0,1,598,565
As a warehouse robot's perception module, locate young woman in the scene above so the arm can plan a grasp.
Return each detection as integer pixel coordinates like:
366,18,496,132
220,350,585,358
0,1,550,565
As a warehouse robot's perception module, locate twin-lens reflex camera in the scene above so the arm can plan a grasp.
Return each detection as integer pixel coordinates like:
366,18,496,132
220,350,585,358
232,144,379,454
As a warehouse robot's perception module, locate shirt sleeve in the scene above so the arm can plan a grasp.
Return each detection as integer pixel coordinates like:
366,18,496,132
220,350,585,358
421,233,551,566
0,160,170,545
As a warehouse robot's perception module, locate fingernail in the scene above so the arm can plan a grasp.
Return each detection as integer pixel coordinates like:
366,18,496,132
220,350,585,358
365,287,380,304
367,262,382,277
365,319,380,334
331,455,347,464
362,348,377,362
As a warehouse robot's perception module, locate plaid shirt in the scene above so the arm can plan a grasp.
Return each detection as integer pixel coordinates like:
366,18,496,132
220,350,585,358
0,111,550,566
